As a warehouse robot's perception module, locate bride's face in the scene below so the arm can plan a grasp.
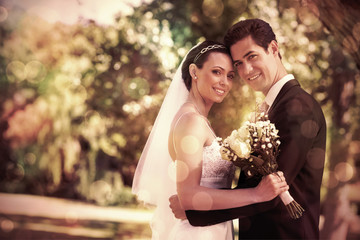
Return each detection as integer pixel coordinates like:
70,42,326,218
195,52,235,103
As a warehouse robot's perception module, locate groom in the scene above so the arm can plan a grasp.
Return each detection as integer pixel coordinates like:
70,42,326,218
170,18,326,239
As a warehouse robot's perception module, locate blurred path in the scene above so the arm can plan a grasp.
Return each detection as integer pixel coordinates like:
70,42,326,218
0,193,152,223
0,193,153,239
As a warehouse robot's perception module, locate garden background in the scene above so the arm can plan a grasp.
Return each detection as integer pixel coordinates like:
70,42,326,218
0,0,359,239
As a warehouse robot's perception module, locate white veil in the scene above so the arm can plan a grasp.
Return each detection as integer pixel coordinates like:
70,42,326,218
132,50,191,239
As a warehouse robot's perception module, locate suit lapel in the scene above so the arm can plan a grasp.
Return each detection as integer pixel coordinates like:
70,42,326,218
268,79,300,114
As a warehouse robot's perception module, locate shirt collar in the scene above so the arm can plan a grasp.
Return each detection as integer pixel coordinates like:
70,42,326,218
264,74,295,107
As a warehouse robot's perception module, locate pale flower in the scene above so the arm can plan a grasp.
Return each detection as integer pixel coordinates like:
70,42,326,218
220,146,231,161
237,125,250,140
229,140,251,159
256,128,263,139
247,112,257,122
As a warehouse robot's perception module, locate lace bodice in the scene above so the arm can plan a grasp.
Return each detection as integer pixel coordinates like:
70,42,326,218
201,139,236,189
171,110,235,189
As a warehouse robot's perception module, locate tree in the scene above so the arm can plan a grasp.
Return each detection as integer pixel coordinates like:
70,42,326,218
299,0,360,238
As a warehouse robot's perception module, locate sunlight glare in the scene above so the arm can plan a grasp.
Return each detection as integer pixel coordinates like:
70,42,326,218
122,102,141,116
28,6,59,24
161,51,177,70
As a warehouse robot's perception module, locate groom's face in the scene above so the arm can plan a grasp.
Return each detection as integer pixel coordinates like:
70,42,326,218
230,36,279,95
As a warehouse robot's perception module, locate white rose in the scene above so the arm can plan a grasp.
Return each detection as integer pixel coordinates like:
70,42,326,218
237,125,250,140
230,140,251,159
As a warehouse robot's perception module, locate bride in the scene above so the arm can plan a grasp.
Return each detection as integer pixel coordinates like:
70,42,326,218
132,40,289,240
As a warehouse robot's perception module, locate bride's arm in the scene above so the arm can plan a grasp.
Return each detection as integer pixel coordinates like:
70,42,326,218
174,114,288,211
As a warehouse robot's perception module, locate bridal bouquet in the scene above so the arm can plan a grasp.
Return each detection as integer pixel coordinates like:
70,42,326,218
217,111,305,219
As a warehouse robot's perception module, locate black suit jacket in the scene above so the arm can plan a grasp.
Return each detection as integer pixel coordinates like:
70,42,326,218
186,79,327,239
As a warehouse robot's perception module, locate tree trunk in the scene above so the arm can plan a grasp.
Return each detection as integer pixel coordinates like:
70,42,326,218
320,132,352,239
302,0,360,69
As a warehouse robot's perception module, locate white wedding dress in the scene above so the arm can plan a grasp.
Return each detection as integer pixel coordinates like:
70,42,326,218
132,45,236,240
169,132,236,240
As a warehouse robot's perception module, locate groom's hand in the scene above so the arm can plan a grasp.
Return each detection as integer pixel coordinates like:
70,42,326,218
169,195,187,220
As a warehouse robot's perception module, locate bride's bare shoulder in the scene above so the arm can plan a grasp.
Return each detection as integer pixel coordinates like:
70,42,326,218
173,115,206,142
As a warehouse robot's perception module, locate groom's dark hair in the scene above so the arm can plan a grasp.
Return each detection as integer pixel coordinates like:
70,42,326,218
181,40,230,91
224,18,282,59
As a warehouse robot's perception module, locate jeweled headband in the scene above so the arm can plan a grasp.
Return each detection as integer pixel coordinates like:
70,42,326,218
193,44,226,63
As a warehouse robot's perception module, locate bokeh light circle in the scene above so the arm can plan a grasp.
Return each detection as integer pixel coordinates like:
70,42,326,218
228,0,248,14
192,191,213,210
25,60,47,83
0,219,14,233
286,99,302,116
334,162,354,182
202,0,224,19
0,6,8,22
175,160,189,182
298,6,320,27
180,135,200,155
306,148,325,169
301,120,319,139
168,161,177,182
24,152,36,165
125,77,150,100
325,171,339,189
6,61,26,82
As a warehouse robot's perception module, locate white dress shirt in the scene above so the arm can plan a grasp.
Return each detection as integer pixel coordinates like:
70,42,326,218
264,74,295,109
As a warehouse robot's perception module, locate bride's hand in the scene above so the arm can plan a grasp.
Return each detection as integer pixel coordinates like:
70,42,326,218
254,171,289,202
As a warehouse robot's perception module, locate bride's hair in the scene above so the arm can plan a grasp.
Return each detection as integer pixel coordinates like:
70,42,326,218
181,40,230,91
